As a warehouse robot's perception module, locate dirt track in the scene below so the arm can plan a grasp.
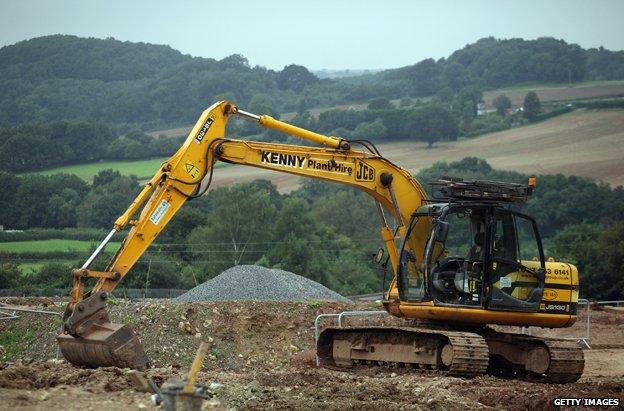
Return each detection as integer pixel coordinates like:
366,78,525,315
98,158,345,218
1,299,623,410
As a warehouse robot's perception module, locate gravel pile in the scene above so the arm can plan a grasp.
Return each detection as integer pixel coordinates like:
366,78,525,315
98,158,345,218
174,265,350,302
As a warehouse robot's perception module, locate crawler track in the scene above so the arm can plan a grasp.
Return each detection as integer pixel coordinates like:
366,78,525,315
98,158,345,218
493,334,585,383
317,326,489,378
318,327,585,383
484,330,585,383
444,331,490,377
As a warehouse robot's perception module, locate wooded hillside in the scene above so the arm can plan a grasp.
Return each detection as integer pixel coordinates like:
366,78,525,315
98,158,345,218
1,35,624,128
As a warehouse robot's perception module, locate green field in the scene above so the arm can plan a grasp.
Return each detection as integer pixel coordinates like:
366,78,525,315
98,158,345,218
0,239,122,253
33,157,228,182
33,157,169,181
17,260,76,274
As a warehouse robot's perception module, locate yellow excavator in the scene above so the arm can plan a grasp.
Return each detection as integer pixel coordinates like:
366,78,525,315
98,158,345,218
58,100,583,382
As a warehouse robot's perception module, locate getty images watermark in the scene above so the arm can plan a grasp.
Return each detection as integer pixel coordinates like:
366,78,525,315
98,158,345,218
553,398,620,407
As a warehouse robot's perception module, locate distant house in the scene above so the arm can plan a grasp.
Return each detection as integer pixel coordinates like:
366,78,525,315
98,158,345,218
477,102,495,116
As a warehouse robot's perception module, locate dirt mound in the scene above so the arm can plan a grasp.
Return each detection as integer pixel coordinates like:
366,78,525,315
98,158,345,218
0,361,133,392
174,265,350,302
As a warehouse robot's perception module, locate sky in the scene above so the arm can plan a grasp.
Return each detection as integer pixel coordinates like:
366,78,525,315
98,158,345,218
1,0,624,70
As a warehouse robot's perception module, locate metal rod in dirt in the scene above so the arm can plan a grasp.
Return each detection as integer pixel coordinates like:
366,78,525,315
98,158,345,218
0,304,62,316
82,228,117,269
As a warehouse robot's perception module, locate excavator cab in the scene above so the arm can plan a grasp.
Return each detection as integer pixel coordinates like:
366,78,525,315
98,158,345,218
397,179,546,313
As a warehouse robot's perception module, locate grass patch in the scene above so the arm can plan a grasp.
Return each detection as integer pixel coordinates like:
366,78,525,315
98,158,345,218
210,345,224,359
0,239,122,253
17,262,46,273
31,157,228,182
32,157,169,181
0,327,34,360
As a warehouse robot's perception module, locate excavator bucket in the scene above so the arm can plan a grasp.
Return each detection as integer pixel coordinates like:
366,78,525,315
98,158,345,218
58,322,150,370
58,292,150,370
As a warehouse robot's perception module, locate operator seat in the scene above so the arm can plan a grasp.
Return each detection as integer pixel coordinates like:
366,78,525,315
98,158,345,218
467,231,485,263
455,231,485,294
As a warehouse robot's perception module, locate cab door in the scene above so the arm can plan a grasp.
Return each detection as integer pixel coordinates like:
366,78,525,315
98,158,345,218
486,209,546,312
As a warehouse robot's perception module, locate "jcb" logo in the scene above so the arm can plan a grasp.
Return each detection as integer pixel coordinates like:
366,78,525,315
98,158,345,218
355,160,375,181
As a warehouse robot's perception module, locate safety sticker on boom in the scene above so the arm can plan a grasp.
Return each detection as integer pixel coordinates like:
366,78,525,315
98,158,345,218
150,200,170,225
184,161,200,179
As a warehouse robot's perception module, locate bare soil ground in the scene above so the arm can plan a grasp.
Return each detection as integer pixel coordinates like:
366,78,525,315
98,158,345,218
1,298,623,410
202,109,624,192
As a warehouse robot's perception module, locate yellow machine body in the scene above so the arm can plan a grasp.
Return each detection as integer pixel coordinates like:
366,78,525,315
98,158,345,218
385,260,579,328
58,100,581,374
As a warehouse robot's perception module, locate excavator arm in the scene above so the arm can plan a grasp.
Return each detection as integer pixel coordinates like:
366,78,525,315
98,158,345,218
58,100,430,369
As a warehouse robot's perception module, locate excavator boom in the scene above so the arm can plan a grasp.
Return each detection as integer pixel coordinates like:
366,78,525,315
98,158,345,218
57,101,427,369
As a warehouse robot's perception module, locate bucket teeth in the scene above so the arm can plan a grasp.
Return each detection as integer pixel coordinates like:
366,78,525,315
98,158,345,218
57,322,150,370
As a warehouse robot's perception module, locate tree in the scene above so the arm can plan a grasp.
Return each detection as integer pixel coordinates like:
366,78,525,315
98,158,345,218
159,208,206,243
0,261,21,289
218,54,250,70
329,127,351,139
265,198,336,286
492,94,511,116
434,87,454,105
238,94,280,137
367,98,393,110
457,86,483,118
184,182,279,281
13,175,52,228
277,64,318,92
76,175,140,227
550,223,624,299
93,169,123,187
404,104,459,147
31,262,73,292
523,91,542,121
353,118,387,140
290,110,317,131
0,172,20,228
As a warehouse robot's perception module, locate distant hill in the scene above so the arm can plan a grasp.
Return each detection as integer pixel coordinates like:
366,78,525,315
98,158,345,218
0,35,188,82
374,37,624,96
0,35,320,127
1,35,623,128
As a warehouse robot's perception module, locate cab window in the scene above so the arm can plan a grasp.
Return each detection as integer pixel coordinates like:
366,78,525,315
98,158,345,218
489,210,544,311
